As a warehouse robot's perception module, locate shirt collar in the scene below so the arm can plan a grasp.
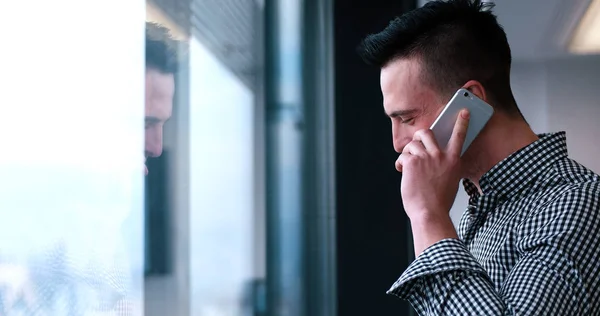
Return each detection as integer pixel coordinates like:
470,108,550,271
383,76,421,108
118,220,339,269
463,132,569,202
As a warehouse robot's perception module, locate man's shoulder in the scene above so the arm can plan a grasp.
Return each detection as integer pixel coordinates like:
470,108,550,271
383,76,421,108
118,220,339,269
541,158,599,210
553,157,600,186
522,158,600,229
526,156,599,199
516,158,600,280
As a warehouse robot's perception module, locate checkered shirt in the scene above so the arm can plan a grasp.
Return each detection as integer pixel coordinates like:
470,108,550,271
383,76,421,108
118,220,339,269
388,132,600,315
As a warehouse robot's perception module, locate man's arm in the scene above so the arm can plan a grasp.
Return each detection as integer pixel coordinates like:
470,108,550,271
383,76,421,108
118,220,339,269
389,187,600,315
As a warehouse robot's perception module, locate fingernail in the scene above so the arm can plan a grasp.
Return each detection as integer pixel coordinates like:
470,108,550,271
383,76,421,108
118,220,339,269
461,110,470,119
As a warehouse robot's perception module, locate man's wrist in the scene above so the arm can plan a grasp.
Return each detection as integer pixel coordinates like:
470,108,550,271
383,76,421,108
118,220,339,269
409,211,458,256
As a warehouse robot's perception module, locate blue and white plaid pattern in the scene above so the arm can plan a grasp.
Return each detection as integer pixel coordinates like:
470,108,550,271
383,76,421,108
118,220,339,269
388,132,600,315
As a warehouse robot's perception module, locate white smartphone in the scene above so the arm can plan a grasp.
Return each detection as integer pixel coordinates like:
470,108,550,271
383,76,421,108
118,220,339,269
430,88,494,156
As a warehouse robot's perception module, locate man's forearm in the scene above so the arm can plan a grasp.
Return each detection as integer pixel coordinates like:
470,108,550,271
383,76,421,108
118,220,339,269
410,213,458,256
389,238,585,315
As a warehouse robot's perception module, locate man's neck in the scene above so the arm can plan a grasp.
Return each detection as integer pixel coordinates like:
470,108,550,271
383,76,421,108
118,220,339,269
463,115,539,192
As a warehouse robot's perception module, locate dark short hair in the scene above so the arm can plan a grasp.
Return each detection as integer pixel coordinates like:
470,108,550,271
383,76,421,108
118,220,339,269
146,22,178,74
357,0,521,117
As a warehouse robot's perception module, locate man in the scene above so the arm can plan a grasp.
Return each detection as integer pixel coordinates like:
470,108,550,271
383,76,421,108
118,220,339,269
107,21,178,313
358,0,600,314
144,22,177,175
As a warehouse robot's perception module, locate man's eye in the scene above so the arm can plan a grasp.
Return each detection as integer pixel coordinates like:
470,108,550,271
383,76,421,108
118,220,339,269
401,118,414,124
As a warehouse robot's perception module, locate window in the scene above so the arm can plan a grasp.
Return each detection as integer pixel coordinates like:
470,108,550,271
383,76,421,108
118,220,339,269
0,0,334,314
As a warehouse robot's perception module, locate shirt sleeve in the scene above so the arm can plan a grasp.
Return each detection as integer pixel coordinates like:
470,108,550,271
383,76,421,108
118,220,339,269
388,186,600,315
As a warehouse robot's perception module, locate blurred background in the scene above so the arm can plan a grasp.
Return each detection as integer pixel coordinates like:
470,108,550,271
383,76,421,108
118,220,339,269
0,0,599,315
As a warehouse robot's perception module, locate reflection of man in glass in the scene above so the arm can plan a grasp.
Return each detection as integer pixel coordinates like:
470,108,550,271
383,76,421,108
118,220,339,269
144,22,178,175
0,23,179,315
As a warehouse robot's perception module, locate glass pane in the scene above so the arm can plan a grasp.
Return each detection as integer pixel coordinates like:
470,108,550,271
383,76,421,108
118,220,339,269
0,1,146,315
188,37,255,315
1,0,334,314
144,1,262,315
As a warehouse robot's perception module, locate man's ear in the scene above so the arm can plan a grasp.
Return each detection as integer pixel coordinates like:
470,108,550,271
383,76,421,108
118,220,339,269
462,80,488,103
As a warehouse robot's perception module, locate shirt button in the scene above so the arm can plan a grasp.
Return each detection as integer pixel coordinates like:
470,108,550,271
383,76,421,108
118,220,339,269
452,271,461,282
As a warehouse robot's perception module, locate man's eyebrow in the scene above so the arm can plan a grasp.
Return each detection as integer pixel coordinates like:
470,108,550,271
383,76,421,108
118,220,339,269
386,109,419,118
145,116,162,123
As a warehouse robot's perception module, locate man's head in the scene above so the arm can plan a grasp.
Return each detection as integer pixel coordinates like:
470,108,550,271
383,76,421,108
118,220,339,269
145,22,177,174
357,0,523,155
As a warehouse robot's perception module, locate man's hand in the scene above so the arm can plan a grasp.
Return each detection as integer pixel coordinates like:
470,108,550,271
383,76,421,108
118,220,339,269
395,109,470,256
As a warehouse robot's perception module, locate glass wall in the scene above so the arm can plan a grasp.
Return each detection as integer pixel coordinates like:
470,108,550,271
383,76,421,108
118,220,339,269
0,0,147,314
144,0,265,315
0,0,334,315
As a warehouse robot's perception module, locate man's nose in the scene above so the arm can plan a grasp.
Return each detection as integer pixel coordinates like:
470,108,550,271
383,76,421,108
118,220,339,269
392,122,408,153
393,139,408,154
146,142,163,158
145,130,164,158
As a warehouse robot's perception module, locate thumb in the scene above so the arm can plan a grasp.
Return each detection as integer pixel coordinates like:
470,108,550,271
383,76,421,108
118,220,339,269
448,109,470,157
395,155,403,173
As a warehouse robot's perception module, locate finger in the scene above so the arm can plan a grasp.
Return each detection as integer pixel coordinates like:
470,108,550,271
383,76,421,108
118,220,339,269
395,153,408,172
448,109,470,157
402,140,427,157
413,129,440,154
